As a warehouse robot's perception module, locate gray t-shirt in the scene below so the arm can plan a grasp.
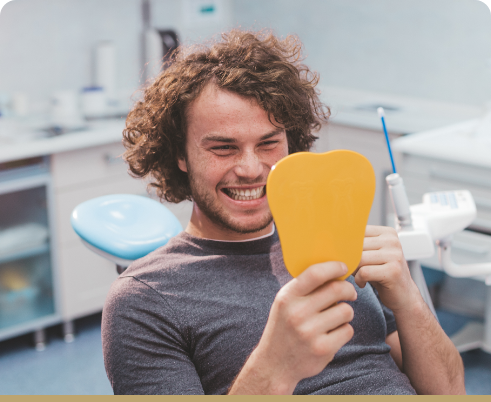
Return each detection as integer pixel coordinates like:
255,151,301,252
102,231,416,395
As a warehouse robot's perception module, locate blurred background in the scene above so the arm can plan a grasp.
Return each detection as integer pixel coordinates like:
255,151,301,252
1,0,491,395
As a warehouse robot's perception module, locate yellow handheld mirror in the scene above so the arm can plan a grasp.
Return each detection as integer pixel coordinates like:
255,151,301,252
267,150,376,280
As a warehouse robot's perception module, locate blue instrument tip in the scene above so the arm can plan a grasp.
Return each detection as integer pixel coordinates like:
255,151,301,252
379,108,397,174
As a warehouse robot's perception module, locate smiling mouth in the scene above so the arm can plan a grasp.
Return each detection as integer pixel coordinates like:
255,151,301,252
222,186,266,201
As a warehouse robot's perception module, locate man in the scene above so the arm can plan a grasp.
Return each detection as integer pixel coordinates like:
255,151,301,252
102,30,465,395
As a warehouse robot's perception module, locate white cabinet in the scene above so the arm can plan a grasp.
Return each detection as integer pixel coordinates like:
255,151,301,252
313,123,401,226
0,162,60,345
51,142,146,324
50,142,192,330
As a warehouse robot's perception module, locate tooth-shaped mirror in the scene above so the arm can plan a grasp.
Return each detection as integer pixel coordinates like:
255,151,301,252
267,150,376,280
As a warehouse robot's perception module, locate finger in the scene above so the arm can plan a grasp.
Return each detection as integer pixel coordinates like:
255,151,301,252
292,262,348,296
307,280,357,312
363,229,401,251
319,323,354,355
301,303,354,343
353,265,377,289
365,225,396,237
365,225,383,237
317,302,355,334
354,263,403,289
358,249,401,267
362,236,383,251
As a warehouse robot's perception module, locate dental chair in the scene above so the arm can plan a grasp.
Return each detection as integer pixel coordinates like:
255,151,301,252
71,194,183,274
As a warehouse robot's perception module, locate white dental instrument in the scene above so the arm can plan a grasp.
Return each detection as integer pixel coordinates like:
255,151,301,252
379,107,491,352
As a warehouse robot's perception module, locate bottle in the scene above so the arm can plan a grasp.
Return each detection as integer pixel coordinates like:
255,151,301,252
81,87,107,119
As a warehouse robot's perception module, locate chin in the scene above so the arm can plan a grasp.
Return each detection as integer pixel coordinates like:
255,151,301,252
221,213,273,235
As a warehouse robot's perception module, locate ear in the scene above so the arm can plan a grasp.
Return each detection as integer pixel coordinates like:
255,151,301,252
177,157,188,173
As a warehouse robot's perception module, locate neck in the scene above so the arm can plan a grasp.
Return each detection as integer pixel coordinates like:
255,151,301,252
185,204,274,241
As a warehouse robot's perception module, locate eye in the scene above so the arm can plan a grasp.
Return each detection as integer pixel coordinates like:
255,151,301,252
210,145,237,156
213,145,232,150
260,141,279,149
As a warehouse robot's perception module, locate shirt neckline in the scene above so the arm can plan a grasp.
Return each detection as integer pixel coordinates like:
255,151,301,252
176,228,280,255
202,225,275,243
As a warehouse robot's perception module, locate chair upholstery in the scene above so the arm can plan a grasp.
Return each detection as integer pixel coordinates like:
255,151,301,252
71,194,183,263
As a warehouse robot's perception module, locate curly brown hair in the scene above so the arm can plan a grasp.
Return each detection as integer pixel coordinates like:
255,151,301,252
123,29,330,203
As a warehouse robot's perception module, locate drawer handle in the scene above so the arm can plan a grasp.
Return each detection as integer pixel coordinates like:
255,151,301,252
429,167,491,188
104,154,124,165
452,240,489,256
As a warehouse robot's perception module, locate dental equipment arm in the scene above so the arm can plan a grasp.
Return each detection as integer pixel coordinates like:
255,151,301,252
386,173,413,230
438,240,491,281
394,185,491,281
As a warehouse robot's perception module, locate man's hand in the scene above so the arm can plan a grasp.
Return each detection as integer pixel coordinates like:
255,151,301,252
229,261,357,395
354,225,421,313
355,225,465,394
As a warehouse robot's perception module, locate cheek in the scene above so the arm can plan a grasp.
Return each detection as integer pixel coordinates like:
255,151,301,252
193,156,232,187
270,143,289,165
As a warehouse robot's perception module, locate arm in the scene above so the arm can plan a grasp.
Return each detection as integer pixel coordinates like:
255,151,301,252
102,277,205,395
228,262,357,395
386,331,403,371
355,226,465,395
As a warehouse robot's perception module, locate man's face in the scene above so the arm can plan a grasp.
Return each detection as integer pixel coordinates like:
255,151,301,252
178,84,289,238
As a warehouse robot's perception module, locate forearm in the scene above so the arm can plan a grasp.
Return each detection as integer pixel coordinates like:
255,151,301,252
228,347,297,395
394,295,465,395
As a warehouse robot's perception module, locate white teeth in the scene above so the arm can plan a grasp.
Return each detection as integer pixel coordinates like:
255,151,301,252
226,186,265,201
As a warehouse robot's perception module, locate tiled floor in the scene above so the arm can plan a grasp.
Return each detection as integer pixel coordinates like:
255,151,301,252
0,310,490,395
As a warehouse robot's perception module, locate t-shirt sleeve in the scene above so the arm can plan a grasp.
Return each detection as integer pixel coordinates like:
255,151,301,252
102,276,204,395
371,287,397,336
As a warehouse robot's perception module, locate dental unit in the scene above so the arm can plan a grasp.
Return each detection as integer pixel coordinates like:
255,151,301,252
380,107,491,352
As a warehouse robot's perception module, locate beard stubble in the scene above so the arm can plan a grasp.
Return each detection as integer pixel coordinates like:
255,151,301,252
187,166,273,235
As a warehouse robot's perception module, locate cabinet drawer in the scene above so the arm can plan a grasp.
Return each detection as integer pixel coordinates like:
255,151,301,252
51,142,129,190
402,154,491,187
55,175,147,247
57,242,119,320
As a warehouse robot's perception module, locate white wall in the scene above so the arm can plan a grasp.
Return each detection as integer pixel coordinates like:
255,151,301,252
0,0,490,110
233,0,491,106
0,0,142,110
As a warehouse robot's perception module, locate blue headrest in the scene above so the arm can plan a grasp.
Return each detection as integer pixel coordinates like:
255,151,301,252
71,194,183,261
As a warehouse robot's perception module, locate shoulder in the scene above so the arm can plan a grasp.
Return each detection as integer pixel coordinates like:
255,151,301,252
103,233,192,315
105,231,219,308
119,231,201,279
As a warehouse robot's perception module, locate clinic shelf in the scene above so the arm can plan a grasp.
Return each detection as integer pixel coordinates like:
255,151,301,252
0,244,50,265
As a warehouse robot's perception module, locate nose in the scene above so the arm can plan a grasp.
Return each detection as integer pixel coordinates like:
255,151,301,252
234,149,266,180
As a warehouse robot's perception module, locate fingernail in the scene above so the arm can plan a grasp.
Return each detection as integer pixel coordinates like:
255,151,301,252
341,263,348,273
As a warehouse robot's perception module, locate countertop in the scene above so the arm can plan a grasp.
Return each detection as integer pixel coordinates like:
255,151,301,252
320,86,481,134
392,119,491,169
0,119,126,163
0,87,483,164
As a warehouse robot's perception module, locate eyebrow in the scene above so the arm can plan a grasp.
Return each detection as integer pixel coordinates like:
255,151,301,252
201,127,284,144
